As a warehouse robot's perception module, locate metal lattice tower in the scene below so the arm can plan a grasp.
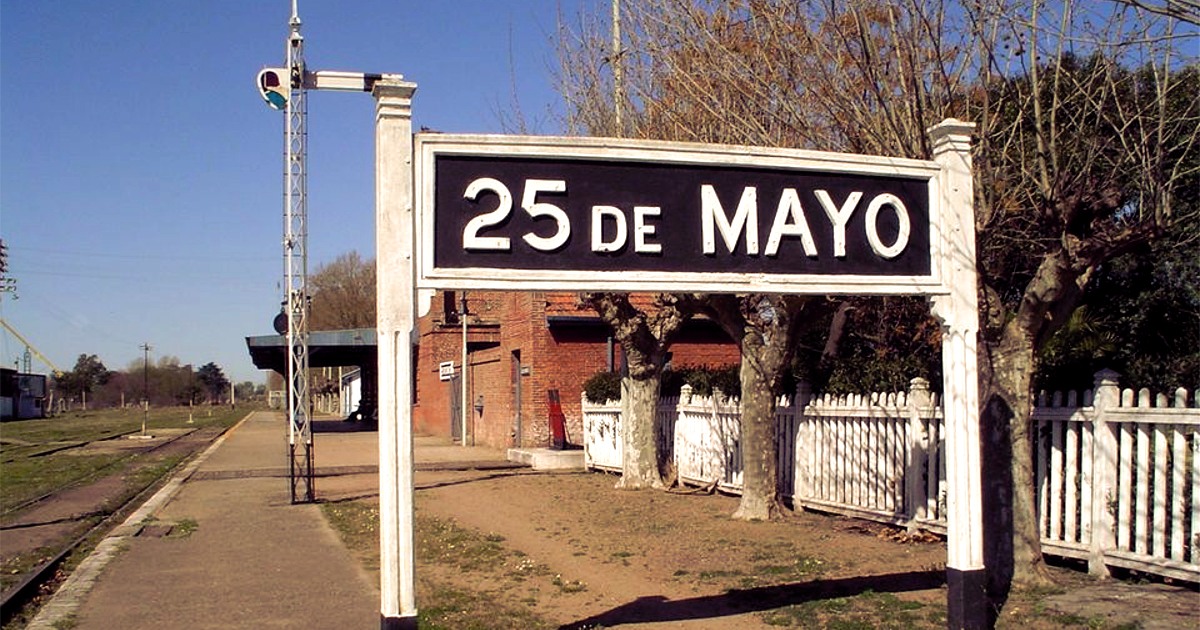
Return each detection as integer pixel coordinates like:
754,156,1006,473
258,1,400,504
283,3,313,504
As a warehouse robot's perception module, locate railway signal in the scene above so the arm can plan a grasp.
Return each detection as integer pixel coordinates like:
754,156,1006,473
257,68,289,110
257,2,402,506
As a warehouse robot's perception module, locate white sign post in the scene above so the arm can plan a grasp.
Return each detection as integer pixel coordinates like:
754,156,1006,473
372,78,984,626
373,79,419,630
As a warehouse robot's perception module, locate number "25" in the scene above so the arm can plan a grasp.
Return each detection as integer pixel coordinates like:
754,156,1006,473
462,178,570,252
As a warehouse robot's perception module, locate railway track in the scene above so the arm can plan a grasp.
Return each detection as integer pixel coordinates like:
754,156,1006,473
0,426,226,626
1,428,197,519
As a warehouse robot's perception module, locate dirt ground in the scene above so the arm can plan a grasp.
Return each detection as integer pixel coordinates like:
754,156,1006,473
323,465,1198,629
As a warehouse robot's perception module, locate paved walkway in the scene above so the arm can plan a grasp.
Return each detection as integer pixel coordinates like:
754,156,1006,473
27,411,514,630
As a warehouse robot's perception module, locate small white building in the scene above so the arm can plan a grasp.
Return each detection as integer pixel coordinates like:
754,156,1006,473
341,367,362,418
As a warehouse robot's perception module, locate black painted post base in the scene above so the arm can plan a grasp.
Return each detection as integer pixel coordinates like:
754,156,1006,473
946,567,988,629
381,614,418,629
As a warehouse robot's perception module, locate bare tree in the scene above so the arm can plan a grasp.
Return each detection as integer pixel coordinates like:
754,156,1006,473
558,0,1198,588
966,1,1199,590
308,251,376,330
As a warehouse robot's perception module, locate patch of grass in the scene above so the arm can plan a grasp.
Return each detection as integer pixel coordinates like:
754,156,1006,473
698,568,744,580
321,501,380,572
418,515,511,572
1,454,126,513
416,582,551,630
759,590,938,629
551,574,588,593
167,517,199,538
321,503,556,629
1,407,244,515
998,583,1153,630
0,547,57,593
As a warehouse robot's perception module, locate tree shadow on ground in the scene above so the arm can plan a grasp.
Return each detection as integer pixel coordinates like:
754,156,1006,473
558,569,945,629
414,471,531,492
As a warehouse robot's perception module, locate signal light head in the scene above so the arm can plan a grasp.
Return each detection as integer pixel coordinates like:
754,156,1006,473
257,68,289,111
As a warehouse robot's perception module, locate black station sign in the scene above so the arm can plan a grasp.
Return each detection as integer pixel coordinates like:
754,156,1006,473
415,136,944,294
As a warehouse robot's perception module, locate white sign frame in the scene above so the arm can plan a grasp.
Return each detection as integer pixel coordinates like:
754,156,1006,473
415,134,947,296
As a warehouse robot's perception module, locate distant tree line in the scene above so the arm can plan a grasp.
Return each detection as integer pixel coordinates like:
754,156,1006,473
51,354,264,410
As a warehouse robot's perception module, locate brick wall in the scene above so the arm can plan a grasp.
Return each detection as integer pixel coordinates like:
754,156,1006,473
411,290,739,450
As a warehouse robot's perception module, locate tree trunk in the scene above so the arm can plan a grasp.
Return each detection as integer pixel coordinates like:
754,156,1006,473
704,295,804,521
980,251,1090,593
983,329,1053,588
581,292,696,490
733,357,783,520
616,370,666,489
994,340,1048,586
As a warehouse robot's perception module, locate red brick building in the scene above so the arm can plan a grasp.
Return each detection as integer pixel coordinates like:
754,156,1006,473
412,290,739,449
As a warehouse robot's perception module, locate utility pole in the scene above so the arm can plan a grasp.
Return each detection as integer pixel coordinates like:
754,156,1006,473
460,292,469,446
611,0,623,135
141,342,151,436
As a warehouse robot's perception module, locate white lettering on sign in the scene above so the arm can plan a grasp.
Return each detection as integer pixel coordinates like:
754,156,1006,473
463,178,570,252
461,177,911,261
700,187,908,259
765,188,817,257
520,179,569,251
633,206,661,254
864,193,910,259
590,205,662,254
462,177,512,251
701,185,759,255
815,190,862,258
591,205,625,253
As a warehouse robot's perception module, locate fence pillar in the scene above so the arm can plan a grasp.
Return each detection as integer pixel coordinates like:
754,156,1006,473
1088,369,1121,577
793,381,812,504
906,377,932,530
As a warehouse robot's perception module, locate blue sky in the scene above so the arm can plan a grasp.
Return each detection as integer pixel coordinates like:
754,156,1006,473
1,0,588,383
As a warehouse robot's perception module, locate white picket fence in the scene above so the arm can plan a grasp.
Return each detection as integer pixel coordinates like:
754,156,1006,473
581,370,1199,582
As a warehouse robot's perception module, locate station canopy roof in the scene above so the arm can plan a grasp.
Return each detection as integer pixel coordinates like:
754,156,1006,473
245,328,376,374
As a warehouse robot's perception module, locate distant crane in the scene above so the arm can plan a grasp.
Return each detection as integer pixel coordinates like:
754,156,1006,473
256,0,402,504
0,318,61,376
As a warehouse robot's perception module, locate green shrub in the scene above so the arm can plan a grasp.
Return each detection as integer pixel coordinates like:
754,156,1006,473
662,364,742,398
583,371,622,404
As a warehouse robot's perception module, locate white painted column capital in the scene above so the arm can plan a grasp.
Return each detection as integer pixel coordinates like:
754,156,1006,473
929,118,976,158
374,80,416,123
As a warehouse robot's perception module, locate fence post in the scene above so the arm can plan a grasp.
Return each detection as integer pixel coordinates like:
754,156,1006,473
794,381,812,505
906,377,932,530
1088,368,1120,577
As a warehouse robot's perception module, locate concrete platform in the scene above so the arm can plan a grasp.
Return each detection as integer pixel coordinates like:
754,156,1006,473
507,447,586,471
